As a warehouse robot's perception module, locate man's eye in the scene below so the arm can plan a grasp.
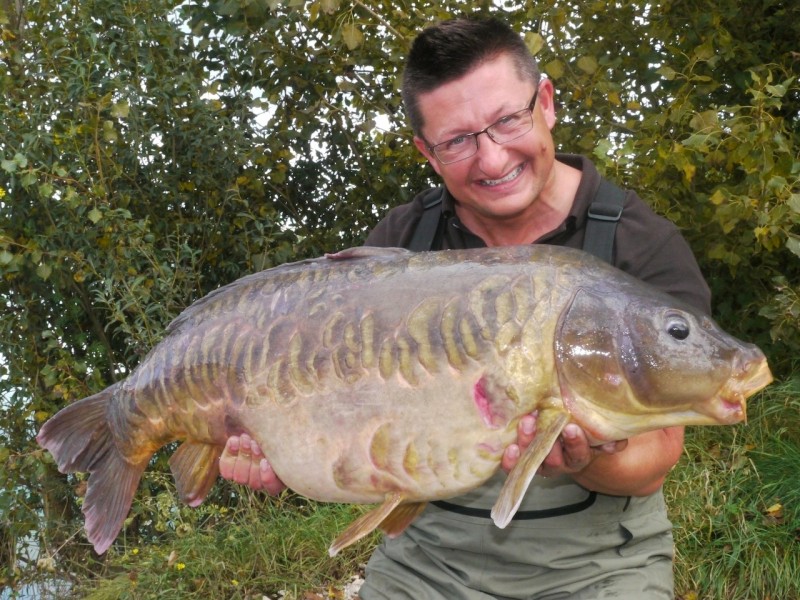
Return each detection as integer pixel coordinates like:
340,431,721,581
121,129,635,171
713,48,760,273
496,113,523,128
446,136,468,149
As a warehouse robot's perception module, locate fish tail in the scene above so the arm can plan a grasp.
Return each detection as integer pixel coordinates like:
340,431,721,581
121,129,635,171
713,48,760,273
37,384,148,554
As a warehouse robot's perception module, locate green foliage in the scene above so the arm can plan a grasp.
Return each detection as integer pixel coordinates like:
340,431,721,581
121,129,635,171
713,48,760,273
0,0,798,596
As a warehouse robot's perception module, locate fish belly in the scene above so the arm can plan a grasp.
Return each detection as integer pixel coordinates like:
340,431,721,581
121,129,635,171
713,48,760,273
241,367,522,504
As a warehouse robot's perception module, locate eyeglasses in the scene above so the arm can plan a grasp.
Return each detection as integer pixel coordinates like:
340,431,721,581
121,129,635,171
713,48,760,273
426,90,539,165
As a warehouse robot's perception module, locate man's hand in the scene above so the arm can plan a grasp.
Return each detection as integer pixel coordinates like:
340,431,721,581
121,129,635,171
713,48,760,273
218,434,287,495
501,412,628,477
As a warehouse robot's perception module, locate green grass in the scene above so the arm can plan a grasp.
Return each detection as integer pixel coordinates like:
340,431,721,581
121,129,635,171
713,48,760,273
69,492,378,600
12,380,800,600
666,377,800,600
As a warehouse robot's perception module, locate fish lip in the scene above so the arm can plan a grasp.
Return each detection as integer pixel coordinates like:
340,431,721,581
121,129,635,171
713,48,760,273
712,358,773,425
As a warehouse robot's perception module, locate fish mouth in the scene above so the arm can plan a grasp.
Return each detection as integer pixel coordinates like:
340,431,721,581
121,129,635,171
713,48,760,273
712,357,773,425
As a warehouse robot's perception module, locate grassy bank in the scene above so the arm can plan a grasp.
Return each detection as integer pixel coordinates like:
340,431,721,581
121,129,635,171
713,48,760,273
666,377,800,599
8,379,799,600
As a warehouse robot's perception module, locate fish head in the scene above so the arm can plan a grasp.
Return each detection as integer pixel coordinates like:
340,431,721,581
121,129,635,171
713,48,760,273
554,286,773,441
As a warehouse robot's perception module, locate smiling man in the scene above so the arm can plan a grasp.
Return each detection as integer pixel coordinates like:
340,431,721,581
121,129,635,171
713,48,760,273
220,16,712,599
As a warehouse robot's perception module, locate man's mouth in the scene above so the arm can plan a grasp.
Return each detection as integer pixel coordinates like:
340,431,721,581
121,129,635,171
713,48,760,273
479,164,524,187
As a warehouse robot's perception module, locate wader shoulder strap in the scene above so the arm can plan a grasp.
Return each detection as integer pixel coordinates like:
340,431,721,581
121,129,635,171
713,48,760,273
407,181,625,260
583,179,625,264
407,188,444,251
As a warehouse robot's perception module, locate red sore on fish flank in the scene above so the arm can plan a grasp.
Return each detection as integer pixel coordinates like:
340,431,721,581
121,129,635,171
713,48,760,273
474,376,500,428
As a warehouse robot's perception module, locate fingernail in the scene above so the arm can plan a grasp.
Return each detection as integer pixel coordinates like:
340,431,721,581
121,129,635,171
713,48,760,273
507,445,520,460
564,424,579,440
522,418,535,436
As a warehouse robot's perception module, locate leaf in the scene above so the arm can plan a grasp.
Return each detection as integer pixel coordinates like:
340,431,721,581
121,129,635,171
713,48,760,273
13,153,27,168
36,263,53,280
787,234,800,258
1,159,16,173
544,59,565,80
576,55,598,75
103,120,118,143
341,22,363,50
709,189,726,206
657,66,677,80
524,32,545,56
111,101,130,119
788,193,800,214
319,0,339,14
88,208,103,224
38,183,54,199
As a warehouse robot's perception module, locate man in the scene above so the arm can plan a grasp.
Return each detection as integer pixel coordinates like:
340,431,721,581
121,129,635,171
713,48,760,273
220,16,710,599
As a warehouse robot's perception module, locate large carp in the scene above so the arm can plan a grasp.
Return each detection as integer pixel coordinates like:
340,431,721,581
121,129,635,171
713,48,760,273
37,245,772,556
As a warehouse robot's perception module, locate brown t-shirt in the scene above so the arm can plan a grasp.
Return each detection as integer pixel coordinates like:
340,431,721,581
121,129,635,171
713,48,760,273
366,154,711,314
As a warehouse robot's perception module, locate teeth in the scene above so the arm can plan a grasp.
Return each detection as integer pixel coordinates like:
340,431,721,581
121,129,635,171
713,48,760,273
481,165,523,187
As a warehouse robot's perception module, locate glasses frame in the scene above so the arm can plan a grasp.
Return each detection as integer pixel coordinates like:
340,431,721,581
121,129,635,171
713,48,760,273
426,89,540,165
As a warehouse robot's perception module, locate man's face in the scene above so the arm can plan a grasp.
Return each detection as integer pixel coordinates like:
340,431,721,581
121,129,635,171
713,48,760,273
414,53,557,228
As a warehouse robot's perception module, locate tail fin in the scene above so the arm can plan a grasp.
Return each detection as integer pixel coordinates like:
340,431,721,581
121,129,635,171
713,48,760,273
37,385,148,554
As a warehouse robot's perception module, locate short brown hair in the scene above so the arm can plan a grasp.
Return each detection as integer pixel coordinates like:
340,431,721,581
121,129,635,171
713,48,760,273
402,17,541,136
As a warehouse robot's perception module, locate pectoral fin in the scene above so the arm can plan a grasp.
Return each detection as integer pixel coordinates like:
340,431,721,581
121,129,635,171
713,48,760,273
169,441,222,507
379,500,428,538
329,492,417,557
491,407,570,528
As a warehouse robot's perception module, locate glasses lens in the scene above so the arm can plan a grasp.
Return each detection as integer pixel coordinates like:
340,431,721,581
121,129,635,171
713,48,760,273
435,135,477,164
487,109,533,143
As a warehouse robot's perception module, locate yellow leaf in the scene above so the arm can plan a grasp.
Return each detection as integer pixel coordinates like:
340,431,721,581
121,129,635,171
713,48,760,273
111,101,130,119
88,207,103,223
766,503,783,516
524,32,545,56
544,58,565,80
342,23,363,50
681,162,696,182
577,55,598,75
319,0,339,14
709,189,726,205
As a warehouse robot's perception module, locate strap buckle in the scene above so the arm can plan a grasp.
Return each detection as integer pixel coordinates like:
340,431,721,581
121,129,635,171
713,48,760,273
587,202,623,222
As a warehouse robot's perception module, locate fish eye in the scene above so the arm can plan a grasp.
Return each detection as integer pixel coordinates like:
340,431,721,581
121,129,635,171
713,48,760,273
666,315,690,340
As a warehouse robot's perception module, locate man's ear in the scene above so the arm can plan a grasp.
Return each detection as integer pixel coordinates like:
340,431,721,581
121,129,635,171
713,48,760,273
414,136,443,176
537,78,558,131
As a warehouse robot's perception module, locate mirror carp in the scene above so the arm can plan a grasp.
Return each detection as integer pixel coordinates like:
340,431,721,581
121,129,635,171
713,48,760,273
37,245,773,556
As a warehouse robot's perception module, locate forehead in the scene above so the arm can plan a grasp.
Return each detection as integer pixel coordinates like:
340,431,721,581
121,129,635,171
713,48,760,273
416,54,533,140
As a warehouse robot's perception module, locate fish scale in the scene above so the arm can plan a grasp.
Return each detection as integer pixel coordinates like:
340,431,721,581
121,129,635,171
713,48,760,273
37,245,772,556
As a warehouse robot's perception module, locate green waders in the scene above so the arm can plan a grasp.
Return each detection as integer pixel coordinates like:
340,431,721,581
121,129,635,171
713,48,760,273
359,474,675,599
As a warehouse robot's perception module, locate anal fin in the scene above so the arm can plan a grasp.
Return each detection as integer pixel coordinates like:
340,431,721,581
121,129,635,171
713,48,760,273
169,441,222,507
491,407,570,528
328,492,407,557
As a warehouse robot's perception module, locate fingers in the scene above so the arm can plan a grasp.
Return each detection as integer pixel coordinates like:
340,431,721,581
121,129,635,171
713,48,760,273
541,426,629,477
501,413,536,472
501,443,521,472
597,439,628,454
219,434,287,495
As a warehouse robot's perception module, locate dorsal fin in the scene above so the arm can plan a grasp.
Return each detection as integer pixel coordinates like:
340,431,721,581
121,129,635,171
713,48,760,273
325,247,410,261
